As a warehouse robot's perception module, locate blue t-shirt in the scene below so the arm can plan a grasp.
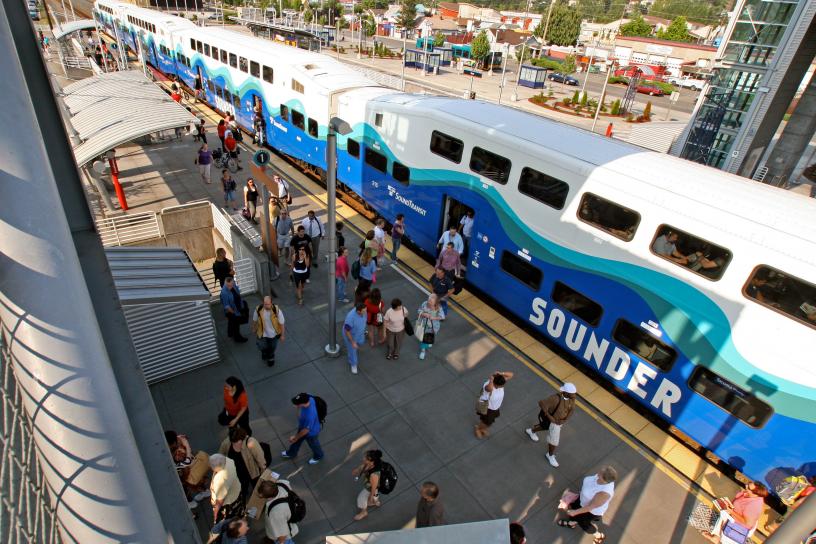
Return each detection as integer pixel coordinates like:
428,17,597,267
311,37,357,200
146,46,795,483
298,399,321,437
343,309,367,344
210,519,248,544
359,260,377,280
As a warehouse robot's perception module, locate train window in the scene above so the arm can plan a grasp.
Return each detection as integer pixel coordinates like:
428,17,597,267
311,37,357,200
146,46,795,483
228,53,237,68
470,147,511,185
743,266,816,328
291,110,305,130
250,61,260,78
204,44,210,57
220,50,228,64
262,66,273,83
364,148,388,173
518,167,569,210
207,80,215,94
651,225,732,281
238,57,248,73
612,320,676,372
577,192,640,242
551,282,602,326
292,79,304,94
190,38,195,50
500,251,542,291
347,138,360,158
393,162,410,185
212,46,219,60
196,41,203,54
232,92,240,109
308,118,318,137
280,104,289,123
430,130,463,163
689,367,773,428
374,113,383,127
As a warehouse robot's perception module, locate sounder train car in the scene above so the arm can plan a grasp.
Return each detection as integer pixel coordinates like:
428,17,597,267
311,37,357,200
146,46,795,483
95,0,816,488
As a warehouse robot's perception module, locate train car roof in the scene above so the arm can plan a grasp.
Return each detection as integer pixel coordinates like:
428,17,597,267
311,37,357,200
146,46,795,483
118,3,196,27
188,27,381,95
373,95,816,244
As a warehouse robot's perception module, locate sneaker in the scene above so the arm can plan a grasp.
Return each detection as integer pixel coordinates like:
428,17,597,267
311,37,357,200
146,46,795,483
341,298,350,303
525,428,539,442
281,451,293,459
350,365,358,374
308,458,321,465
546,453,559,467
419,350,426,360
306,279,310,283
193,490,211,501
187,500,198,510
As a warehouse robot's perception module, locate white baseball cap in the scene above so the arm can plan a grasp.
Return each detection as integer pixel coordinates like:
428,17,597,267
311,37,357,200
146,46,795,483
560,383,577,394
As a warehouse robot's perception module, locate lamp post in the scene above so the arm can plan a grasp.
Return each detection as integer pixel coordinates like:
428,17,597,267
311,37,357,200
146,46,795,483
592,60,614,133
400,27,407,91
325,117,352,358
511,0,532,101
580,39,598,97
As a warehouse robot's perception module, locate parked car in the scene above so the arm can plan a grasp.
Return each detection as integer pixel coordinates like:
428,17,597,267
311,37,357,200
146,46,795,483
547,73,579,86
668,77,706,91
636,83,665,96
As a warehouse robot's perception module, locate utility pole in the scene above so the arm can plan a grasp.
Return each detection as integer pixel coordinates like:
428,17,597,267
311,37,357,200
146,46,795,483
401,27,407,90
541,0,554,48
511,0,533,101
580,39,597,97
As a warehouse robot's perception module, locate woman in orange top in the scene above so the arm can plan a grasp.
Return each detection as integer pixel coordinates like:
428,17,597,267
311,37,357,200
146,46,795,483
222,376,251,436
365,288,386,347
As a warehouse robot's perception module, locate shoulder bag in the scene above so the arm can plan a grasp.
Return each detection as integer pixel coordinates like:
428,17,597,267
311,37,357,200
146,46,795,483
476,386,491,415
421,318,435,345
403,308,414,336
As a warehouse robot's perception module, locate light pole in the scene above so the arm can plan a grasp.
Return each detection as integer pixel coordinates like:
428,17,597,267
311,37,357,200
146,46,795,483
579,39,598,97
421,21,431,77
325,117,352,358
592,60,614,133
498,43,508,103
511,0,532,101
401,27,407,90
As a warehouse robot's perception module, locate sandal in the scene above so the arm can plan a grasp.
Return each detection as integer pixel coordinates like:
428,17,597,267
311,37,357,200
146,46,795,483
557,520,577,529
593,533,606,543
386,354,392,360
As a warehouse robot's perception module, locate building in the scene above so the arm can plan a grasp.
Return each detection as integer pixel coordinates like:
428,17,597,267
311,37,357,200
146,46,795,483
674,0,816,183
613,36,717,78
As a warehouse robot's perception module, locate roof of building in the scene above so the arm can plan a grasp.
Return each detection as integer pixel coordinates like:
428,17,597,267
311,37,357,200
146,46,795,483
438,2,460,11
52,19,97,41
418,15,461,31
615,35,717,52
62,70,198,168
105,247,211,304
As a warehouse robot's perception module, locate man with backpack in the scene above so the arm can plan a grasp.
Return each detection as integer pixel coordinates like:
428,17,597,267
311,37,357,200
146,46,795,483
281,393,325,465
258,480,304,544
253,296,285,366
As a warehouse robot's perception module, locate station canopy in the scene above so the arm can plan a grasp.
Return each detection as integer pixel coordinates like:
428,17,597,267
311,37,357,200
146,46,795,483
52,19,97,41
61,70,198,167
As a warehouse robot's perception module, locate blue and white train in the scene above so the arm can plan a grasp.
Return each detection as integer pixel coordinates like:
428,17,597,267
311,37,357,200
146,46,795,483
95,1,816,487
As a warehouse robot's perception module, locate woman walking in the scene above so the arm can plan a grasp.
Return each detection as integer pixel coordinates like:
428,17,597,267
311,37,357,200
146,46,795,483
243,178,259,222
416,294,444,360
335,246,351,303
373,219,387,267
357,252,377,294
221,376,251,435
475,371,514,439
558,466,618,544
221,169,238,211
361,230,378,266
212,247,234,288
391,214,405,261
217,119,227,151
364,288,386,347
384,298,407,359
218,426,267,499
195,143,213,184
292,247,310,305
352,450,383,521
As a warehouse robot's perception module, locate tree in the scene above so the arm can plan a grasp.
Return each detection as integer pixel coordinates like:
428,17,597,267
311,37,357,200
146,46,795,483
643,100,652,119
619,14,652,37
395,0,417,36
434,32,445,47
542,5,581,46
657,16,694,42
561,54,576,75
470,30,491,63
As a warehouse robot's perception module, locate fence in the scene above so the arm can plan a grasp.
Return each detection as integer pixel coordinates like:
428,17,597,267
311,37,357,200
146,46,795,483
0,332,61,544
97,211,162,247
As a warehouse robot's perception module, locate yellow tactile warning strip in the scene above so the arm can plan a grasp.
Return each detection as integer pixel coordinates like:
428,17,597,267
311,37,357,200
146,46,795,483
162,82,772,538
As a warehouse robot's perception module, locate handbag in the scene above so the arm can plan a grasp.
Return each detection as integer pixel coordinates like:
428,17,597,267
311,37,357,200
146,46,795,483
722,519,750,544
421,318,435,345
217,410,232,426
476,386,491,415
239,300,249,324
403,309,414,337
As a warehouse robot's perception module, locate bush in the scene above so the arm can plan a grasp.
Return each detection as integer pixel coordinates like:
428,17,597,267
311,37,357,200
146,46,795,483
562,98,572,106
649,80,676,94
587,98,598,110
643,101,652,120
572,90,580,104
611,99,621,115
531,58,564,72
575,106,583,114
580,92,588,107
609,76,629,85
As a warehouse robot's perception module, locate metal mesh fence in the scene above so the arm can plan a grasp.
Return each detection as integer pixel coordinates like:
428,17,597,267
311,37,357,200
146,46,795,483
0,332,61,544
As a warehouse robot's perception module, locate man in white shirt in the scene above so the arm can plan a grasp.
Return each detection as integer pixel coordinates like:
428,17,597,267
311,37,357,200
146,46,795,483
437,225,464,255
459,210,475,255
301,210,324,268
253,296,286,366
258,480,299,544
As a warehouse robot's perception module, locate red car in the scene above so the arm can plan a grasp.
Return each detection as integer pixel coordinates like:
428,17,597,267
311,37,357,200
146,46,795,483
636,84,665,96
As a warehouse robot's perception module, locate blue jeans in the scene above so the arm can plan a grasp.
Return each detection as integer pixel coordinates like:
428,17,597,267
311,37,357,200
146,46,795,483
285,434,324,460
255,336,279,361
439,297,449,317
336,277,347,301
391,237,401,260
345,336,359,367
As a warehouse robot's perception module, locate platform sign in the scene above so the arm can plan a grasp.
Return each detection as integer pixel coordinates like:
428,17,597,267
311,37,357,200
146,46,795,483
253,148,272,167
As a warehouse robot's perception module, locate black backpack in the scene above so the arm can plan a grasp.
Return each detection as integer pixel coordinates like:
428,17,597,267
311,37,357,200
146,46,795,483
378,461,398,495
312,395,328,425
268,482,306,526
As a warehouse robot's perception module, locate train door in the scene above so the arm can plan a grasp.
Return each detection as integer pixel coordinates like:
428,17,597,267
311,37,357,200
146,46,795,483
442,196,474,259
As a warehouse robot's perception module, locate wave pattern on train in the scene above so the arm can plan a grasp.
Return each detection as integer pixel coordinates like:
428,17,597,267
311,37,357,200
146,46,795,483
94,0,816,489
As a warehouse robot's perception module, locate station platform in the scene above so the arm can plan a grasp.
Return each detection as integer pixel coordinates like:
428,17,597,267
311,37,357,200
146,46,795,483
39,39,774,542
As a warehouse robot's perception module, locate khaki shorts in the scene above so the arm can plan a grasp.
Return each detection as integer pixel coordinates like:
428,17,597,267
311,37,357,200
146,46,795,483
548,423,562,446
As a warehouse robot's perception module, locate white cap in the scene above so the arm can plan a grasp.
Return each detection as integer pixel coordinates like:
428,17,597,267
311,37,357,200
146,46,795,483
560,382,577,394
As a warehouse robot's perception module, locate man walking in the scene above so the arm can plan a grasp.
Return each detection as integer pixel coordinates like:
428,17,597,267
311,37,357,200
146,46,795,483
437,225,464,256
429,268,455,318
301,210,324,268
475,371,514,439
459,210,475,256
253,296,286,366
343,303,367,374
416,481,446,528
281,393,324,465
220,277,247,343
275,210,295,264
525,382,577,467
258,480,299,544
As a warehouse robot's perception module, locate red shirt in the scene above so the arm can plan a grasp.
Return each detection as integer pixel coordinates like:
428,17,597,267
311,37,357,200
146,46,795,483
365,298,384,325
336,255,349,279
217,123,226,139
223,388,248,417
171,92,181,103
224,135,237,151
732,491,764,528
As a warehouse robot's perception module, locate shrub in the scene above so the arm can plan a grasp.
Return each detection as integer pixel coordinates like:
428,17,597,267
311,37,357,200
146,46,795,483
575,106,583,114
571,90,580,104
643,101,652,120
562,98,572,106
547,89,554,97
611,99,621,115
580,92,588,107
531,58,564,71
646,80,675,94
609,76,629,85
587,98,598,110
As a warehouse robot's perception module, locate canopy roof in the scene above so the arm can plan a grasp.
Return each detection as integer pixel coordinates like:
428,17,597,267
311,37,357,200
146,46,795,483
52,19,96,41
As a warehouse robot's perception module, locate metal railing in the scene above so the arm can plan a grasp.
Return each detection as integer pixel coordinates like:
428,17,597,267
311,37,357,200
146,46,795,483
210,203,233,246
97,211,161,247
0,335,62,544
233,258,257,294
